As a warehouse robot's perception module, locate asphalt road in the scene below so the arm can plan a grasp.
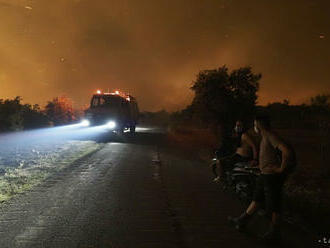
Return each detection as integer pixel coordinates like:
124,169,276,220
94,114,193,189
0,126,318,248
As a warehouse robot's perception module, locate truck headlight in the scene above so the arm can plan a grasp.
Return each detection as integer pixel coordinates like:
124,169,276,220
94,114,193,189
106,121,116,129
80,119,90,127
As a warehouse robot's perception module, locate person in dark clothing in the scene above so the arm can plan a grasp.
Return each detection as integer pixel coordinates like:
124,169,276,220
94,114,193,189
229,114,296,244
212,120,258,182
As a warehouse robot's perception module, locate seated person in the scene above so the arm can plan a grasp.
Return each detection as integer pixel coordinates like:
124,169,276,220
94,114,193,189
212,120,259,182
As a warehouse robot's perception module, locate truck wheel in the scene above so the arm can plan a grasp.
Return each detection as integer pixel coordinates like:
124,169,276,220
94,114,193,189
130,125,136,133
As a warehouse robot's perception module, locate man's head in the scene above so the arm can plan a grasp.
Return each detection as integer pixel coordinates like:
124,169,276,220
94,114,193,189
234,120,244,133
254,114,271,134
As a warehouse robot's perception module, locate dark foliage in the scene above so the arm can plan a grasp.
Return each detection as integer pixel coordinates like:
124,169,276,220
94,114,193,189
257,99,330,130
0,97,48,132
139,110,170,126
22,104,49,130
310,94,330,108
174,66,261,135
44,96,75,126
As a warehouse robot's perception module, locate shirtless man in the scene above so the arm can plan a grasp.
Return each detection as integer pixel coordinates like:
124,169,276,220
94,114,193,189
212,120,258,182
229,114,296,244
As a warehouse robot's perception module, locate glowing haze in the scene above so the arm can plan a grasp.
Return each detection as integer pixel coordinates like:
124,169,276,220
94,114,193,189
0,0,329,111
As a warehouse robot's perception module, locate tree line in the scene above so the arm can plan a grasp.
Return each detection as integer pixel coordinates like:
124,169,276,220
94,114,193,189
0,96,79,132
171,65,330,136
1,65,329,133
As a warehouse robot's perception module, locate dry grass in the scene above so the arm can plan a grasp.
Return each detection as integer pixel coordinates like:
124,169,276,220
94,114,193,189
0,141,102,203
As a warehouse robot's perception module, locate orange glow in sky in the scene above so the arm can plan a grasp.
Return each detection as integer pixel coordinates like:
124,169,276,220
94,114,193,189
0,0,329,111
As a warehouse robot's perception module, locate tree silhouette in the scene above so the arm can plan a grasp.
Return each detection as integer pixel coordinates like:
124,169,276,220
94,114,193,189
0,97,48,131
310,94,330,108
189,65,260,134
45,96,75,125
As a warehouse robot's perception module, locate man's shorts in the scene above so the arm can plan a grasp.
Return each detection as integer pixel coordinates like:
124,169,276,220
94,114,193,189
253,173,286,214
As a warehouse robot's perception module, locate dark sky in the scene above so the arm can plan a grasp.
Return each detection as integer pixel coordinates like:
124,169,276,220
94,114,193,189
0,0,329,111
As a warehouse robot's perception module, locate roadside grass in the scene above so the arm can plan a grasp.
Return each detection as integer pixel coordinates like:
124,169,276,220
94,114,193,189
0,141,102,203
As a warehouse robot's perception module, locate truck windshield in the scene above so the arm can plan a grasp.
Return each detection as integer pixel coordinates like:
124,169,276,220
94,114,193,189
91,95,122,108
100,96,121,106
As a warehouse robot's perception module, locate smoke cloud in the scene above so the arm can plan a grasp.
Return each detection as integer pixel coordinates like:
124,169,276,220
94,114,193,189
0,0,329,110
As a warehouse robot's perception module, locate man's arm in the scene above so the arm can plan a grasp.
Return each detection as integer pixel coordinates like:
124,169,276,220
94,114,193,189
268,133,292,174
242,133,258,163
275,143,291,173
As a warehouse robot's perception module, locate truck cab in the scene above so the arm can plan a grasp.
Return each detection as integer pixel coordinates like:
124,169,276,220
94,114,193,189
85,90,139,133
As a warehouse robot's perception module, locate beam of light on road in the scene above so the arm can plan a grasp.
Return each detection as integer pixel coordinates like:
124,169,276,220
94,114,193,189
0,124,160,153
135,127,165,134
0,123,111,148
135,127,153,132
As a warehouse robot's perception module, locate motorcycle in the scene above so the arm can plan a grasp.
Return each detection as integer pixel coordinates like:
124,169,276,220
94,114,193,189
226,163,260,202
211,150,260,202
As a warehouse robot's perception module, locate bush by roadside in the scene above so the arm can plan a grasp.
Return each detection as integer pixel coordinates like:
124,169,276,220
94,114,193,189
0,97,49,132
0,96,83,132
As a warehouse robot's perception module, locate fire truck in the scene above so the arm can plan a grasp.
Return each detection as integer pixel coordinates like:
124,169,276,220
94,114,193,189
83,90,139,133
